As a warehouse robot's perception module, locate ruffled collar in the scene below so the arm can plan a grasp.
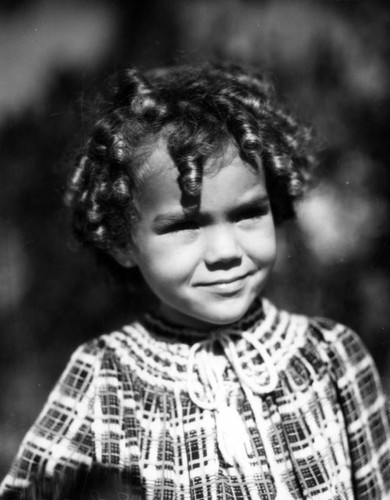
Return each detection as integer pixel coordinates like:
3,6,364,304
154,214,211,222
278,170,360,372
120,297,308,387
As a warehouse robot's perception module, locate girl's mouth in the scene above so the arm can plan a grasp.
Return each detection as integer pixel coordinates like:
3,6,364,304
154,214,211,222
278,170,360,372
198,274,250,294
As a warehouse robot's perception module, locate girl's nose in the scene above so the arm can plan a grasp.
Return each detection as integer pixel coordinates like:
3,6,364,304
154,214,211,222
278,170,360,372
204,224,243,267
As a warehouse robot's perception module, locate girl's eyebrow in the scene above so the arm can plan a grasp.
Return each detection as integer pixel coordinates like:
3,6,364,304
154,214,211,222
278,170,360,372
221,192,271,214
153,212,188,225
232,193,270,210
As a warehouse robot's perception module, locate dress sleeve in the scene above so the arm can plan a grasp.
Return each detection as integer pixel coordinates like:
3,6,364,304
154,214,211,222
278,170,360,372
0,338,105,499
317,319,390,499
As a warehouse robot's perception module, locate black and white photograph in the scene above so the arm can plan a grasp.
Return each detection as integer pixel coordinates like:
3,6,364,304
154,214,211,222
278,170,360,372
1,1,390,498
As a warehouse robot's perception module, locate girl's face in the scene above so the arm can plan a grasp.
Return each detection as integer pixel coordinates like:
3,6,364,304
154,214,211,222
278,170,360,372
124,142,276,329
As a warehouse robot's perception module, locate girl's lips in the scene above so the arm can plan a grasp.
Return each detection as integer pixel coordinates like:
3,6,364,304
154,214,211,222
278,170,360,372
198,274,249,294
198,273,250,286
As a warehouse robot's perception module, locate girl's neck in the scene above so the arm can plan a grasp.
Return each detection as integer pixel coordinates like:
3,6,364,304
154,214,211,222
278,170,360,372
145,296,265,342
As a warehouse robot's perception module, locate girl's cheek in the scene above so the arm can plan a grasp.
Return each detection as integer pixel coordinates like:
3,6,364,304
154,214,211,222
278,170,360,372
146,239,196,269
246,235,277,264
155,233,200,255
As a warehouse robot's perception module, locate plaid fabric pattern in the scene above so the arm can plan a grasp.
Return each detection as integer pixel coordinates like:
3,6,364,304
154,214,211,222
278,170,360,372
1,298,390,499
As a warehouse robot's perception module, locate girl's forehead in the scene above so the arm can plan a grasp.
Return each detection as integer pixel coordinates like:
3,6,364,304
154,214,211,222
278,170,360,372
135,141,267,216
144,139,252,181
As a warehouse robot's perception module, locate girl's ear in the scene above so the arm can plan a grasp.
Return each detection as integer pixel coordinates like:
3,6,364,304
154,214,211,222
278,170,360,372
110,248,137,269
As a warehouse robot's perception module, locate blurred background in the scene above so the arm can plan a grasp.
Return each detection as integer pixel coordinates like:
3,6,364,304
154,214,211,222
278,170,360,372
1,0,389,477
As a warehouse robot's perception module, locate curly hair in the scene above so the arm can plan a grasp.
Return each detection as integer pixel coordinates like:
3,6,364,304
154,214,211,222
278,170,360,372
65,62,317,272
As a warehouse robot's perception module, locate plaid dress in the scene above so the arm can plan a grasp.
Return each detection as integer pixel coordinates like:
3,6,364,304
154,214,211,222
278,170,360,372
1,298,390,499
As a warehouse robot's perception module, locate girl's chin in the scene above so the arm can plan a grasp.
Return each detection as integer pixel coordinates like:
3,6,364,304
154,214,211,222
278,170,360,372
159,297,255,330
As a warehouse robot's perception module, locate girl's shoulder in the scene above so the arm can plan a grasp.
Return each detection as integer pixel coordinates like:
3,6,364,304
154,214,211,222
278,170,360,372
76,320,147,354
62,324,143,377
294,310,379,381
269,298,369,356
265,299,375,373
308,314,372,365
72,320,183,382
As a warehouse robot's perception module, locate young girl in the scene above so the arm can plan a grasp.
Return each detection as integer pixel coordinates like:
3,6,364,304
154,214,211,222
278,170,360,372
1,63,390,500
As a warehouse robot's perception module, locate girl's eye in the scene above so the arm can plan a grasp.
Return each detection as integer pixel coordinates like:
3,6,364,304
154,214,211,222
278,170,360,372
163,220,199,233
235,206,269,222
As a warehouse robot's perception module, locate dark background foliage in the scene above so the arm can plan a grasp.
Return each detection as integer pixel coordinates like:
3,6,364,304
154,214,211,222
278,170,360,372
1,0,389,477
